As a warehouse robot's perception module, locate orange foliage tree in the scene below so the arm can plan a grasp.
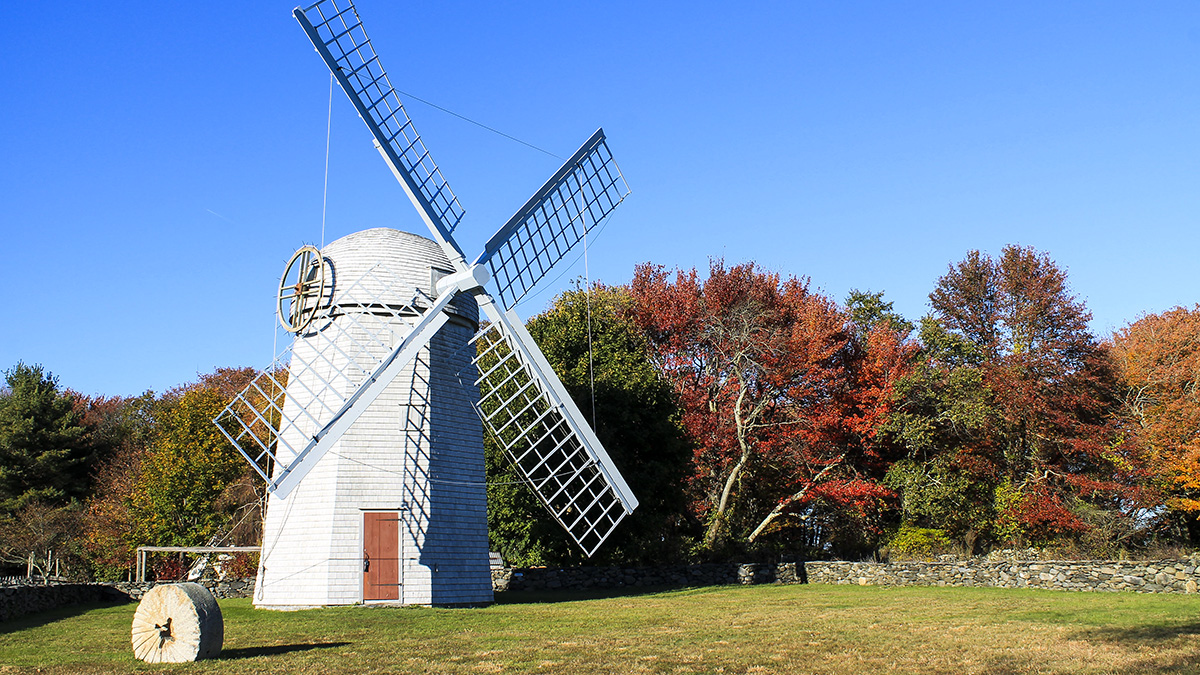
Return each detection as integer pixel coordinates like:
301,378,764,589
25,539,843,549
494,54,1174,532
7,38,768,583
1112,305,1200,513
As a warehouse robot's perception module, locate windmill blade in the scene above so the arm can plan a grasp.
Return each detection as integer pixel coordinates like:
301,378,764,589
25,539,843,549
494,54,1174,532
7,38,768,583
467,299,638,556
214,263,457,498
295,0,466,257
475,129,630,310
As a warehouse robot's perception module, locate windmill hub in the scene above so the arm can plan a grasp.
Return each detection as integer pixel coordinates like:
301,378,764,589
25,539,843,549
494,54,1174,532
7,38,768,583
436,264,491,297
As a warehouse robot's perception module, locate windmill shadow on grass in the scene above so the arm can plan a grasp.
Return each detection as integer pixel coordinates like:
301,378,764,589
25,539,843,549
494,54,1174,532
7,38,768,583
219,642,350,659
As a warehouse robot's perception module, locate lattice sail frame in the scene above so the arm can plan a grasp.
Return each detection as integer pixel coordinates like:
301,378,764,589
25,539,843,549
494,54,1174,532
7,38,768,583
477,129,630,310
215,262,435,492
468,322,630,556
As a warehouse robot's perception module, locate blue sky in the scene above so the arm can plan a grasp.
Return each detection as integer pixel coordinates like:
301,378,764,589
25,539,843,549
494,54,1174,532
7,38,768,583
3,1,1198,397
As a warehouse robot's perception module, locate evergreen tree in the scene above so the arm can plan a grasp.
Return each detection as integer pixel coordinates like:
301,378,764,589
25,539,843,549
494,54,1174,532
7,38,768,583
0,363,88,513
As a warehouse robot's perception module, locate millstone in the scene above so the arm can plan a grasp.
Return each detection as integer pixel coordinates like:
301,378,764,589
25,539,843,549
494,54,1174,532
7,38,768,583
130,583,223,662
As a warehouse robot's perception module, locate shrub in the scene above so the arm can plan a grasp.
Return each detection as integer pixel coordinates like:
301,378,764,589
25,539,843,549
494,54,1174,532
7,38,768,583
887,525,953,559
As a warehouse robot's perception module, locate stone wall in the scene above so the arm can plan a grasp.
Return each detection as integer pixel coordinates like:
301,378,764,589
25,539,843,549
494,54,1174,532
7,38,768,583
805,559,1200,593
106,578,256,601
8,558,1200,622
492,563,803,592
495,559,1200,595
0,584,131,623
0,578,256,623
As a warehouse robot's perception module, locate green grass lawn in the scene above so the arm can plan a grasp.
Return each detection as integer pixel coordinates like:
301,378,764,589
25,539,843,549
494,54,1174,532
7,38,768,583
3,584,1200,674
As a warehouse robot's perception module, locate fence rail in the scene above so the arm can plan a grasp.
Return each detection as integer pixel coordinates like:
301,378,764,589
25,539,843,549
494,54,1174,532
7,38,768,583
135,546,261,583
0,574,69,586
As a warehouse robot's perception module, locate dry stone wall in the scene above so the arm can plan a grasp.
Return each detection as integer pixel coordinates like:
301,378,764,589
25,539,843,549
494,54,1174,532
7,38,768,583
497,558,1200,595
0,584,130,623
107,578,256,601
0,578,255,623
805,559,1200,593
492,563,801,592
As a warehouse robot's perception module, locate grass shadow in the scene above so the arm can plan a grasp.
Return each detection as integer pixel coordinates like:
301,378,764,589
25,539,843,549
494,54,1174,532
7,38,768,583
493,584,725,605
0,600,131,634
219,642,351,658
1071,621,1200,645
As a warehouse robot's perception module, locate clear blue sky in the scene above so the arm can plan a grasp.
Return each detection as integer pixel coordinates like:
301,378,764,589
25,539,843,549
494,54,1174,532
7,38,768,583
3,1,1198,397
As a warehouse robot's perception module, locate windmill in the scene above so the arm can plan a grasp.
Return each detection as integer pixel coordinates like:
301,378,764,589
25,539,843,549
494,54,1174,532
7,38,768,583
213,0,637,608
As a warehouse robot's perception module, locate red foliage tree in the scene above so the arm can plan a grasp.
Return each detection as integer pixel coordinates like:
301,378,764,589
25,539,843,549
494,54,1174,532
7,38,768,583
928,245,1147,544
629,261,910,553
76,392,157,580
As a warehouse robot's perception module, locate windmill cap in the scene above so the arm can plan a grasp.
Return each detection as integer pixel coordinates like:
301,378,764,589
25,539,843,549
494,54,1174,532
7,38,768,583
321,227,478,326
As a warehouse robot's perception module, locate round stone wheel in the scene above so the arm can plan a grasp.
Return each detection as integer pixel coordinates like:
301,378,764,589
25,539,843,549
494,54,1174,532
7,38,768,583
131,583,224,663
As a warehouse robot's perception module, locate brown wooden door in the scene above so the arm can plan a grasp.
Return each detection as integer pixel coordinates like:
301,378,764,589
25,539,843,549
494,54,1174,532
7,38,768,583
363,512,400,601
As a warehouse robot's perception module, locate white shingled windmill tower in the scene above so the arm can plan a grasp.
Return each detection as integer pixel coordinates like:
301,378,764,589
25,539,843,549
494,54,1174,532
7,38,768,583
214,0,637,609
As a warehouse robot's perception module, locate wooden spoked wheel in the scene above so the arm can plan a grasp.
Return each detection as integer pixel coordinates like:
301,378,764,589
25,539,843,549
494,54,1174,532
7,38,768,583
277,245,329,333
130,583,224,663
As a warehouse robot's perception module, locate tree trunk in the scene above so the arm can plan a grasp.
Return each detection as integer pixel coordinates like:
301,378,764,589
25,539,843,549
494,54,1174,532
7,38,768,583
747,456,843,542
704,382,754,547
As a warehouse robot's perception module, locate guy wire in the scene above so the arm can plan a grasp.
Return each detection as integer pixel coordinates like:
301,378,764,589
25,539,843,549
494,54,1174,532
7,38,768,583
395,87,563,161
583,203,597,428
321,72,333,250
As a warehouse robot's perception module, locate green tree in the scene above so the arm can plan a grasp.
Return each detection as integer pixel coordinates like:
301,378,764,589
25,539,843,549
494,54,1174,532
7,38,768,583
486,285,694,566
0,363,88,513
127,387,246,547
846,289,914,338
881,317,995,549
